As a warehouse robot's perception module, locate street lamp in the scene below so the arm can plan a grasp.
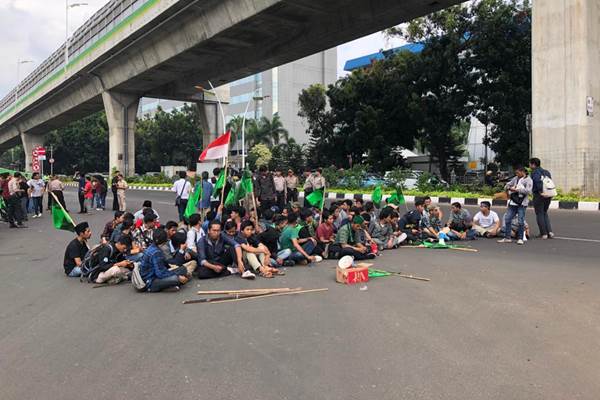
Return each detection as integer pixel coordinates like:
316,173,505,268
65,1,88,69
241,91,270,169
15,60,33,105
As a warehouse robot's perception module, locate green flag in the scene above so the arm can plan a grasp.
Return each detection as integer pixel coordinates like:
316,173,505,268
184,182,202,219
371,185,382,205
214,169,226,191
388,186,405,205
52,203,75,232
224,184,238,206
305,189,324,207
238,170,254,200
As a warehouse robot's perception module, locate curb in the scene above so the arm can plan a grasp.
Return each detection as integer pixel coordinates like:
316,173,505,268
64,183,599,211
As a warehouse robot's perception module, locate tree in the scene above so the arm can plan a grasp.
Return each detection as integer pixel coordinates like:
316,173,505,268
135,104,204,173
246,113,288,147
44,111,109,174
389,5,474,181
298,84,337,167
248,144,272,170
225,115,245,147
0,145,25,171
468,0,531,167
270,138,306,173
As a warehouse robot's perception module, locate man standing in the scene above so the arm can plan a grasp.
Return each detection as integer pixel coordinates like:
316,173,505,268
172,171,191,222
27,172,45,218
77,172,87,213
303,168,326,208
48,175,67,211
111,171,120,211
116,174,128,211
7,172,26,228
529,158,554,239
273,169,287,210
255,166,277,215
498,167,533,245
285,169,299,203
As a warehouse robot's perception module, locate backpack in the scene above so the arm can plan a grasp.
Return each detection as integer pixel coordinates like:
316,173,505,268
79,244,114,283
541,171,557,198
130,262,147,291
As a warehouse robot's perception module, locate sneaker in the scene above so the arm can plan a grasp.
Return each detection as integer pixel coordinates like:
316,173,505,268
548,232,555,238
517,239,524,245
497,238,512,243
31,214,38,219
541,234,548,240
37,213,42,218
282,260,295,267
241,270,256,280
314,255,323,263
226,267,240,275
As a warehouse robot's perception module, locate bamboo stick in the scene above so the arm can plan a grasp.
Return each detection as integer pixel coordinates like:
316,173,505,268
183,288,328,305
197,287,295,295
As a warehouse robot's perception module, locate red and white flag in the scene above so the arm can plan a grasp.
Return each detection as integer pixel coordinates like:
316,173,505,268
199,131,231,161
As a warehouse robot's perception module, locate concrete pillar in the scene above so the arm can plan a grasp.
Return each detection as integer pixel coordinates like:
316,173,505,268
101,91,139,177
20,131,45,173
197,101,224,148
533,0,600,195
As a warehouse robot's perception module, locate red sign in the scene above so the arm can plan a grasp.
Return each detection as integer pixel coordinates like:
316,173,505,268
37,147,46,156
31,149,40,172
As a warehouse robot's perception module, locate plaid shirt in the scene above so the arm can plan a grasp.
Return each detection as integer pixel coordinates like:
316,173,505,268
132,225,154,250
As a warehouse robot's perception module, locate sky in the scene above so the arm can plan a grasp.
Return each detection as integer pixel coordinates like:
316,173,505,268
0,0,406,98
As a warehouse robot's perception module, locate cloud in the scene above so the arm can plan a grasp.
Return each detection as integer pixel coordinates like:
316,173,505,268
0,0,106,99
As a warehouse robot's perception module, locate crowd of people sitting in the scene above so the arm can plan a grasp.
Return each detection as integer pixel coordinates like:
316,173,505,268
61,159,554,293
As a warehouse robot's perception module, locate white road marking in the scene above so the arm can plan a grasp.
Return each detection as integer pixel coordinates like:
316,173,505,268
554,236,600,243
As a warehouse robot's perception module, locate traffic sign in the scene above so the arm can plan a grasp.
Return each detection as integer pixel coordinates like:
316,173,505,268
37,147,46,156
49,158,55,164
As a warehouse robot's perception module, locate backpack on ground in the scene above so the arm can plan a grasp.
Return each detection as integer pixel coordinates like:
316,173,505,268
541,171,557,198
79,244,113,283
131,262,147,291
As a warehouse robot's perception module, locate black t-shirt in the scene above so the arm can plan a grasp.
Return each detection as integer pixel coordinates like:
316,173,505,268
398,210,422,231
259,226,280,254
63,238,88,275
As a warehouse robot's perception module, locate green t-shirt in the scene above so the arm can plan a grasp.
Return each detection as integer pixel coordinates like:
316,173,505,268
279,224,300,251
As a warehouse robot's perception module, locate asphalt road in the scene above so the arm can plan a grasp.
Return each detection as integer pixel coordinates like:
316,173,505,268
1,188,600,400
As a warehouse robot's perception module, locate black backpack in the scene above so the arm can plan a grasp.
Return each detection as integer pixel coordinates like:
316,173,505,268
80,244,114,283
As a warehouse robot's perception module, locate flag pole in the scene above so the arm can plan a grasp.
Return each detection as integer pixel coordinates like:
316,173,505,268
50,190,76,227
318,184,326,226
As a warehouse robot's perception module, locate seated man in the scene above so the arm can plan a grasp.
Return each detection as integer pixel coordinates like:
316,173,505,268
473,201,501,237
316,211,336,258
421,206,444,238
279,213,320,265
329,215,375,260
133,200,160,223
447,202,476,240
139,229,189,292
397,199,425,242
196,221,255,279
132,213,158,251
236,220,281,277
94,236,135,284
369,207,395,251
101,211,123,244
63,222,91,277
334,200,352,230
259,214,294,266
109,212,134,243
186,213,205,258
161,231,197,276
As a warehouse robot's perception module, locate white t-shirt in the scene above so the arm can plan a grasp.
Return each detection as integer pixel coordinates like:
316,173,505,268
172,179,191,200
27,179,45,197
474,210,499,229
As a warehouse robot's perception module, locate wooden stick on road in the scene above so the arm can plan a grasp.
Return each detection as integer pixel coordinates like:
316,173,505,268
183,288,328,305
197,287,296,295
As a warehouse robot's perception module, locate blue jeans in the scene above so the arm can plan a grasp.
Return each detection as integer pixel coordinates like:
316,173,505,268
289,241,316,263
32,196,43,214
68,266,82,277
504,205,526,240
94,193,105,209
177,199,188,222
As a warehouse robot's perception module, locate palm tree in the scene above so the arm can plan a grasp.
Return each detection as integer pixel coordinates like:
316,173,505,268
247,113,289,147
225,116,244,147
